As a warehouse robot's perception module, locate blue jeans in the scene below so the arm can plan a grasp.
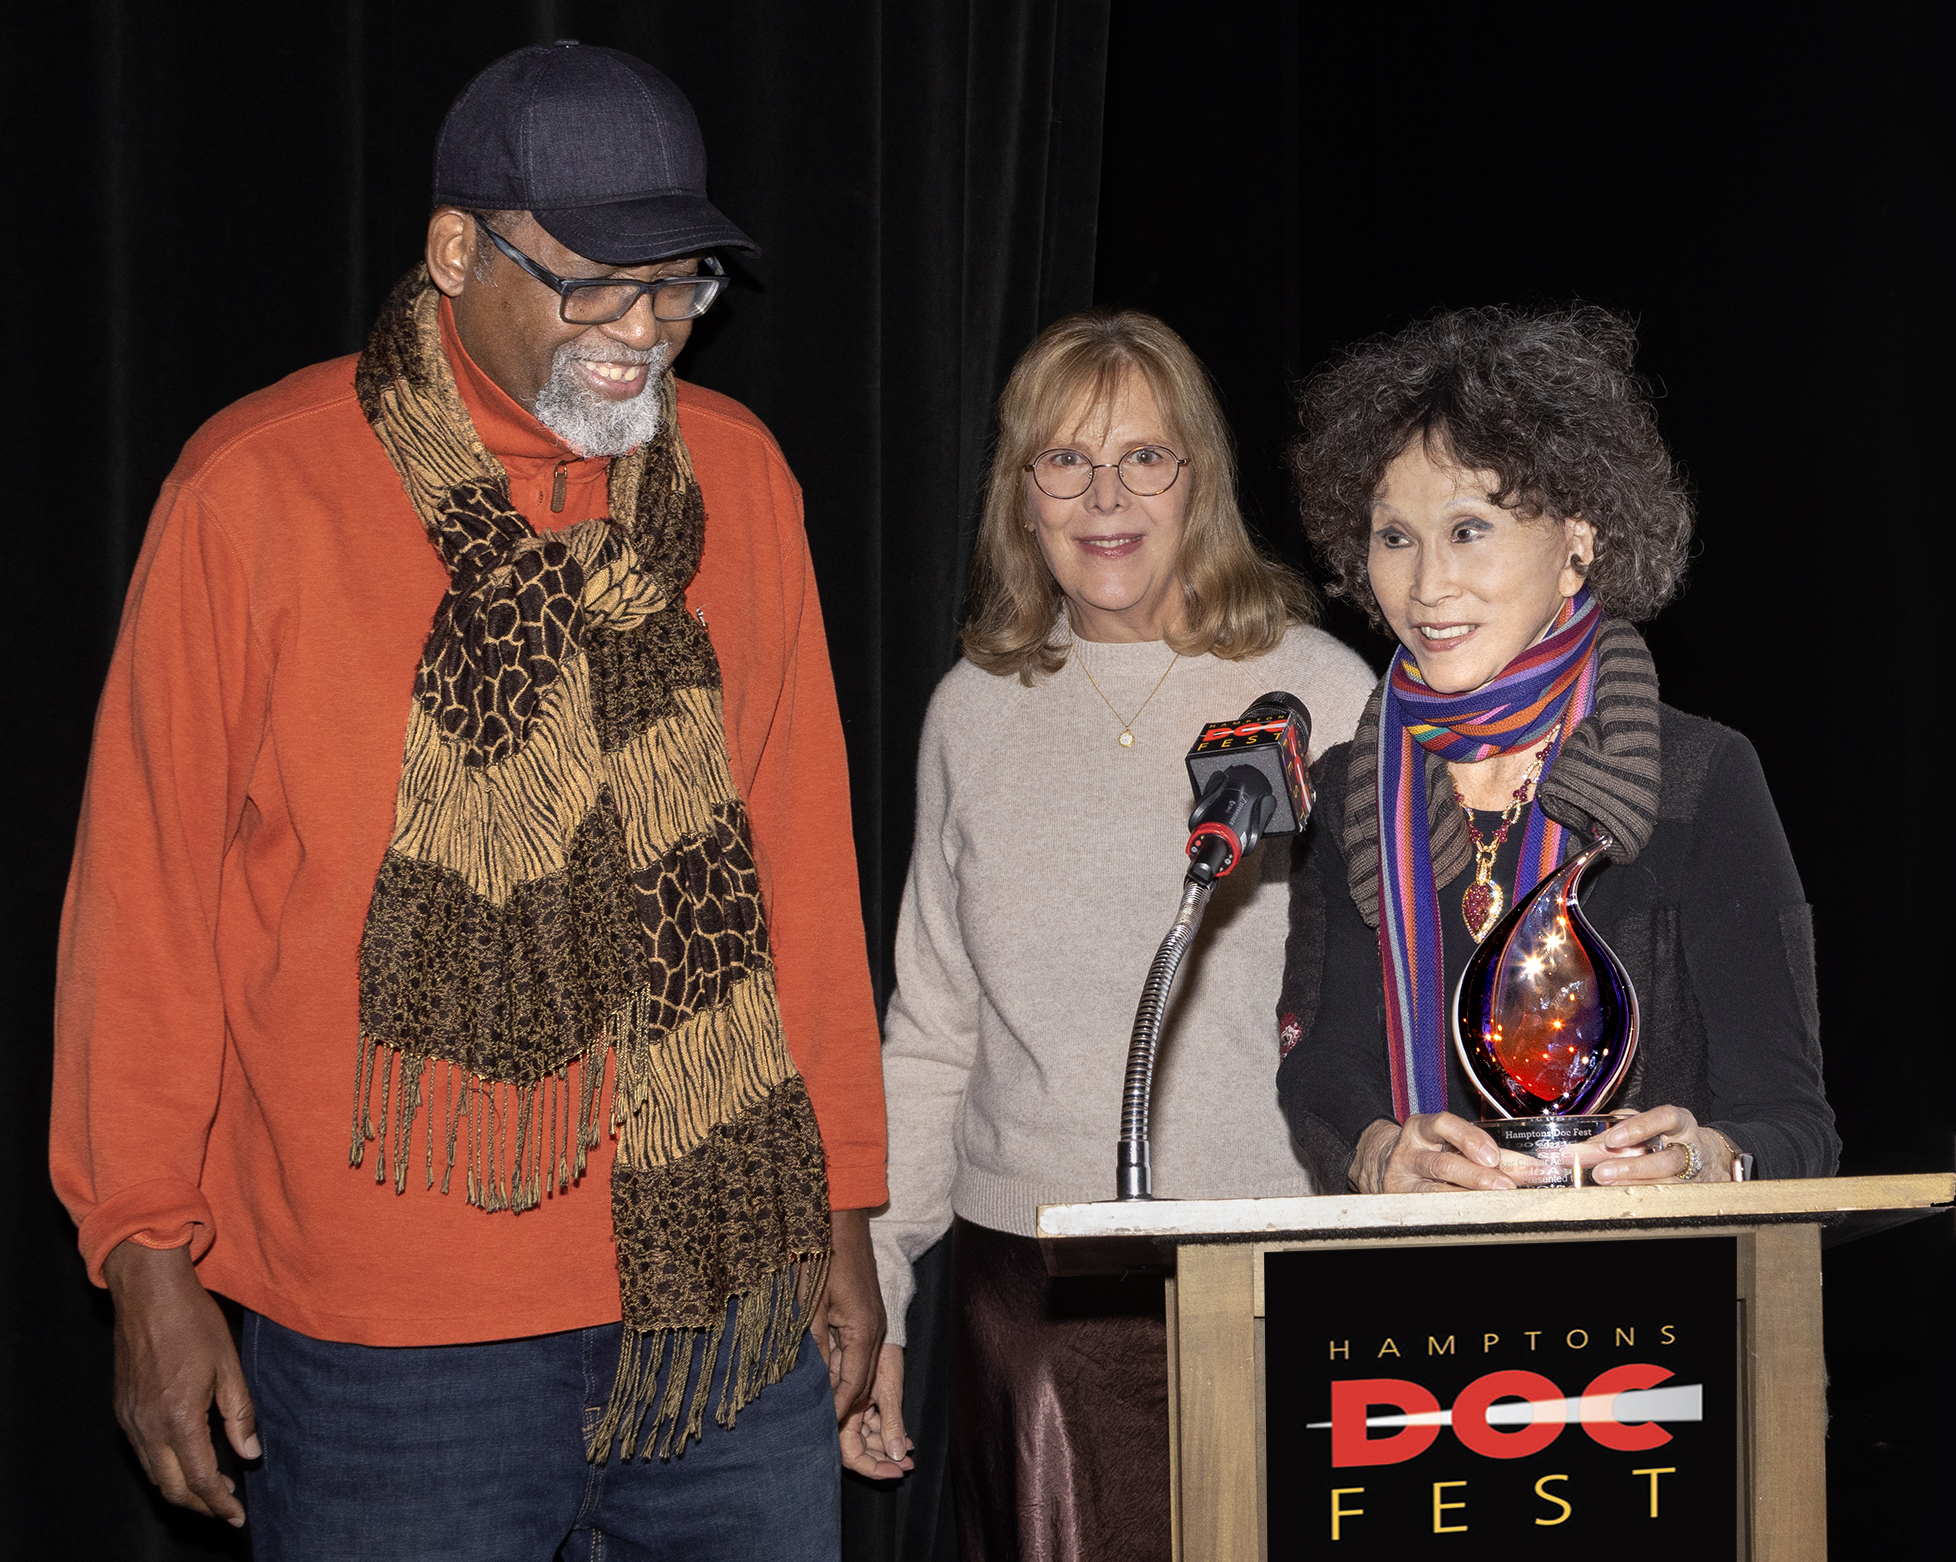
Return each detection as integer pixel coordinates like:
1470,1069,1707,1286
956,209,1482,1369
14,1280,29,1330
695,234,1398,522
240,1309,839,1562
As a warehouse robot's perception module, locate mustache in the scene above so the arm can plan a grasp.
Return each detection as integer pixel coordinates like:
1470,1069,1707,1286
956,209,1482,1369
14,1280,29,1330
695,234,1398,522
556,341,669,368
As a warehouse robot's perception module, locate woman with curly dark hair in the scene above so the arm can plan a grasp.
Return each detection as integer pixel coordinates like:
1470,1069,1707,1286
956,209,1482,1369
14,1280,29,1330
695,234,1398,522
1277,304,1838,1194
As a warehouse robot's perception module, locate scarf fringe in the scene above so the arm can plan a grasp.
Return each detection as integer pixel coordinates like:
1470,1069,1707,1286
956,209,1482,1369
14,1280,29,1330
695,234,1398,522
348,1036,608,1212
350,968,794,1203
584,1252,831,1465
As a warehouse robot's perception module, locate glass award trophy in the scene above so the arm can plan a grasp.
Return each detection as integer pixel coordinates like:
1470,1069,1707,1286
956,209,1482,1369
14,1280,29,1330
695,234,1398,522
1451,834,1639,1186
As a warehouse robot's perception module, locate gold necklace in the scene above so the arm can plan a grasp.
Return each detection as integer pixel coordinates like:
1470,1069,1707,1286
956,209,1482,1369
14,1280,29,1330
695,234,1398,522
1073,639,1179,747
1452,725,1559,941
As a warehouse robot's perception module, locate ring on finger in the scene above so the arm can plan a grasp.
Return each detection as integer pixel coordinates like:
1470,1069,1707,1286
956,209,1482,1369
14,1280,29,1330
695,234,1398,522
1666,1136,1702,1182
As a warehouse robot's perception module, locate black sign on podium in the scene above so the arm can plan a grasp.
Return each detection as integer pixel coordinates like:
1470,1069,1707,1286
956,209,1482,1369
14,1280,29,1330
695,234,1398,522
1263,1236,1737,1559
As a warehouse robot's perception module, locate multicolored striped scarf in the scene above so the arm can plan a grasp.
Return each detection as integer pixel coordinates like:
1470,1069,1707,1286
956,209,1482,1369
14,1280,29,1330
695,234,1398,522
1376,588,1602,1119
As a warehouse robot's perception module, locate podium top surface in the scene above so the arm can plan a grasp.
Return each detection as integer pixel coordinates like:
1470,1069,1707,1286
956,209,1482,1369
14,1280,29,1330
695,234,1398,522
1036,1172,1953,1249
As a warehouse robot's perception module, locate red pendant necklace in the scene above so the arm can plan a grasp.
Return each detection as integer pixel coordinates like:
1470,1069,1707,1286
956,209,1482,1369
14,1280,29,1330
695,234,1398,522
1454,726,1559,943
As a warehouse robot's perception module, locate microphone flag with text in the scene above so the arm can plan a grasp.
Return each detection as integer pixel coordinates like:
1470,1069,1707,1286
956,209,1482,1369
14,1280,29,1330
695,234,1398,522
1118,693,1316,1200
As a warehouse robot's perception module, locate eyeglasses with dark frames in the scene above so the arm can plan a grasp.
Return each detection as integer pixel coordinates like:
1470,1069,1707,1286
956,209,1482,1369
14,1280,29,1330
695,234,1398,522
1024,445,1191,500
469,213,728,324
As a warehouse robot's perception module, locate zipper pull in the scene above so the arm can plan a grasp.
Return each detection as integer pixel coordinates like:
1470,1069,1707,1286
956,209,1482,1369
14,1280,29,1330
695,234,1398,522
550,461,568,513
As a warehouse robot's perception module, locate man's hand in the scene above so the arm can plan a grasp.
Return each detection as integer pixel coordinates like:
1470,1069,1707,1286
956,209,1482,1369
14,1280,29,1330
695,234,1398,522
103,1240,259,1526
809,1208,905,1479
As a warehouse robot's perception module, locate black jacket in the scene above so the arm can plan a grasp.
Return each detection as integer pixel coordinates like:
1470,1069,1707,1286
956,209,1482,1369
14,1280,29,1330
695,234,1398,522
1277,706,1840,1187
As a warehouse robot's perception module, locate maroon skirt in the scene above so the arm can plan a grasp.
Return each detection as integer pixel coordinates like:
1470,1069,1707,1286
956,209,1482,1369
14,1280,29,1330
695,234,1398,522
947,1215,1171,1562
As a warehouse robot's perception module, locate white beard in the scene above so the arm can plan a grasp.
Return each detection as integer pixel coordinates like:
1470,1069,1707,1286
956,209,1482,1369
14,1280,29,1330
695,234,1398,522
531,339,673,457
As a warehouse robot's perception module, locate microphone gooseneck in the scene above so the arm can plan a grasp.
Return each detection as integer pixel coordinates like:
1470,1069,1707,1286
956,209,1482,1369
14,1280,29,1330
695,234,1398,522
1115,692,1317,1201
1117,876,1215,1200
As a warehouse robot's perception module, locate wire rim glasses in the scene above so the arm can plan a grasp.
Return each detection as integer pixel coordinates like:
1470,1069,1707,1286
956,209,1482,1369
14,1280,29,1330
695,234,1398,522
1023,445,1191,500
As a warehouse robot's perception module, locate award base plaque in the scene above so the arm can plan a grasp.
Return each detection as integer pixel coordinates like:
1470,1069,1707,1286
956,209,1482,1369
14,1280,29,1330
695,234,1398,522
1485,1113,1613,1186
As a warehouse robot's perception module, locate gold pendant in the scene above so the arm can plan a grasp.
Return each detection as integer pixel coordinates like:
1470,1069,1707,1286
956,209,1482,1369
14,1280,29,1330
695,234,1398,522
1118,730,1135,747
1462,876,1504,942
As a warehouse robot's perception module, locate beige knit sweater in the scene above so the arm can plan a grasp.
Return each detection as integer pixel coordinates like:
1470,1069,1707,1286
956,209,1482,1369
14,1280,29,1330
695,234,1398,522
872,625,1377,1343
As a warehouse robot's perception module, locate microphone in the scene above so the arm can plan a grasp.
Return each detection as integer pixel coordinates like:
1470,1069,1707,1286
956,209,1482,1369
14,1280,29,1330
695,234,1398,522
1117,692,1316,1200
1181,692,1315,883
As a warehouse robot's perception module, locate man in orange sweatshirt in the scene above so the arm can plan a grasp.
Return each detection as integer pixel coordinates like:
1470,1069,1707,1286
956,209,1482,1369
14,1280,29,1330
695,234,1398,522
53,42,897,1559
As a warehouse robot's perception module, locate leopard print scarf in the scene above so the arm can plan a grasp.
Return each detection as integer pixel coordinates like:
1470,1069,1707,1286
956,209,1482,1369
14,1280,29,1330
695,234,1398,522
350,269,830,1462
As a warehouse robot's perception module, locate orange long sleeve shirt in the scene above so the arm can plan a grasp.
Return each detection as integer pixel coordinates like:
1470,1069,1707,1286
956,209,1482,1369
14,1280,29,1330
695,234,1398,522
51,302,887,1346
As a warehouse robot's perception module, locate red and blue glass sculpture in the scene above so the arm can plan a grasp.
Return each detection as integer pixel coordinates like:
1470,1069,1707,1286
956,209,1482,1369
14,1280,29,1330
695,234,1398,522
1451,834,1640,1182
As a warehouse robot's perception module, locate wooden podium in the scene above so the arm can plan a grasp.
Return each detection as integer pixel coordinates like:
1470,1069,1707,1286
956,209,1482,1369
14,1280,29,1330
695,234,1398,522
1038,1173,1953,1562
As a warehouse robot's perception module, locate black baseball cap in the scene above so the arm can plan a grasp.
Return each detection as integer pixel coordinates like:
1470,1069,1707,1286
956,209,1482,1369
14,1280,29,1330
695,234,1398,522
433,41,759,265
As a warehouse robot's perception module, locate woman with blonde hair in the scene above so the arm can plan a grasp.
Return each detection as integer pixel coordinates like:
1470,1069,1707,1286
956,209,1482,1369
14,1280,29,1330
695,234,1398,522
861,310,1374,1558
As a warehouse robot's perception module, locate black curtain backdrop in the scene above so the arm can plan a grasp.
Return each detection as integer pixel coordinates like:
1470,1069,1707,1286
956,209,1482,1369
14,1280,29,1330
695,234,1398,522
3,3,1947,1559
